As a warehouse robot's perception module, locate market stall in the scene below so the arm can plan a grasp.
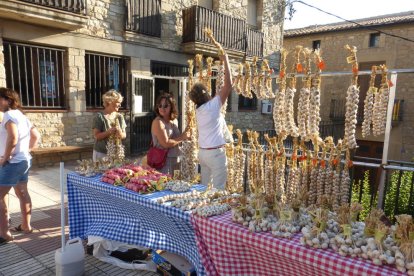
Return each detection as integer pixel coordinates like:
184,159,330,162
67,172,207,275
192,212,405,276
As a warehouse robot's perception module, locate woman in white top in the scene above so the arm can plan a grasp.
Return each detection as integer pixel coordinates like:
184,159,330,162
189,51,232,190
0,88,40,245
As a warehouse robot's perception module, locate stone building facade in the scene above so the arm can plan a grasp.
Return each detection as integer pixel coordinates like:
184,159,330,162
283,11,414,161
0,0,283,158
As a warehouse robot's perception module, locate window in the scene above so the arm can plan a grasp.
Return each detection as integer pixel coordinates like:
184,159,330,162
369,33,380,47
85,53,128,109
247,0,257,28
3,41,66,109
312,40,321,50
198,0,213,10
211,77,231,112
238,94,257,110
126,0,161,37
151,61,189,77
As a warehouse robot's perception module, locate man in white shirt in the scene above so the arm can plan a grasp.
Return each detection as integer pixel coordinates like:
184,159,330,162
189,52,232,190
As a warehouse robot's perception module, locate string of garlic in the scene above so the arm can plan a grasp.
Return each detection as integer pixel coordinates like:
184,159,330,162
181,59,199,182
274,49,288,135
234,130,246,193
262,59,275,98
376,65,390,136
343,45,360,149
297,48,313,140
340,149,352,204
361,66,377,138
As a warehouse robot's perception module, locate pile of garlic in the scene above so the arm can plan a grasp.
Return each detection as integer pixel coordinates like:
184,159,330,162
300,208,331,249
393,214,414,275
157,190,200,204
194,203,231,217
271,207,301,239
164,180,192,192
170,196,209,211
330,203,366,257
360,209,396,266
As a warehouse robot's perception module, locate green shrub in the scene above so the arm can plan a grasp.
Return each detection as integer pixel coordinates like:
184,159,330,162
351,170,377,220
352,169,413,221
384,171,413,219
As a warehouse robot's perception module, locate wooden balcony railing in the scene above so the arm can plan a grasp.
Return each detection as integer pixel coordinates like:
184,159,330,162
18,0,86,14
182,5,264,57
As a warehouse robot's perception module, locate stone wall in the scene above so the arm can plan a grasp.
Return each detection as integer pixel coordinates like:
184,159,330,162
0,0,284,156
283,23,414,161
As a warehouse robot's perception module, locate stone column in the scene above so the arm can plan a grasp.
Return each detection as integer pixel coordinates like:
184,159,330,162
66,48,86,112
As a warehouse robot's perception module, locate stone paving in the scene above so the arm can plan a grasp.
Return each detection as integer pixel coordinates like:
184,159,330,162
1,162,158,276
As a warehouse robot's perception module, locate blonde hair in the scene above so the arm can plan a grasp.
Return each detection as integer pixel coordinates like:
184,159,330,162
102,89,123,107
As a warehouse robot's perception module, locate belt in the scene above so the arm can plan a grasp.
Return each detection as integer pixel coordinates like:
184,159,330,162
200,145,225,150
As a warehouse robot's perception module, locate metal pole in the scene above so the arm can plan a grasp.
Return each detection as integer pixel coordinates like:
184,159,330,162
377,73,398,209
181,78,187,131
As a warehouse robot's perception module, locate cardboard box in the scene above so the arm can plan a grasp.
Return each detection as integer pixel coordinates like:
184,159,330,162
152,250,196,276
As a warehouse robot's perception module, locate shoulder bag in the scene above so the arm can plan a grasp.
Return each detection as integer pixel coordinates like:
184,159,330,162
147,141,169,169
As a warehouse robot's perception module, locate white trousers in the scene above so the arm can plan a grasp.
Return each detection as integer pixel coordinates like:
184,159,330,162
198,147,227,190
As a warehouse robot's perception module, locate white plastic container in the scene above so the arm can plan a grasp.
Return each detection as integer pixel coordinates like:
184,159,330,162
55,237,85,276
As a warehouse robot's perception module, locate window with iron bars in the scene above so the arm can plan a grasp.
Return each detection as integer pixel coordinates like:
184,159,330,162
126,0,161,37
3,41,66,109
238,94,257,110
85,53,129,109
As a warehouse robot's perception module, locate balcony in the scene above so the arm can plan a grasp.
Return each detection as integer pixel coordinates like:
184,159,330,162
182,5,264,59
0,0,87,30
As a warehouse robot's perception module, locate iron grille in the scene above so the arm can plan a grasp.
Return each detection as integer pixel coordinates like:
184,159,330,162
18,0,87,14
85,53,128,109
3,41,66,109
131,115,153,154
126,0,161,37
134,78,154,112
151,61,189,77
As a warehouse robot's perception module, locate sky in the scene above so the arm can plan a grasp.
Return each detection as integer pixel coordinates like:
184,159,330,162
284,0,414,30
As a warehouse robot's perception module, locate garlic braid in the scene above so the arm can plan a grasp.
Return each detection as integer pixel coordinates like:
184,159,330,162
362,66,377,138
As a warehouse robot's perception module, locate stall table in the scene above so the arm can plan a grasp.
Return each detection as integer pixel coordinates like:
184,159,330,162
192,212,405,276
67,173,207,275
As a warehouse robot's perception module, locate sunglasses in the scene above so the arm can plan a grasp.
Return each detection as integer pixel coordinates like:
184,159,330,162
158,104,170,109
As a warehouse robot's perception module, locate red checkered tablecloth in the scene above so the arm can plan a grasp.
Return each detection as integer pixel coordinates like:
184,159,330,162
191,212,405,276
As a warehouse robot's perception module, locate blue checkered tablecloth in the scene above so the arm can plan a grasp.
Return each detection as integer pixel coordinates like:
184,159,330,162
67,172,207,275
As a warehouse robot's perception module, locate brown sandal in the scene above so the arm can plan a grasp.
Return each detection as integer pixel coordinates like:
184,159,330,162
0,236,14,246
12,224,33,234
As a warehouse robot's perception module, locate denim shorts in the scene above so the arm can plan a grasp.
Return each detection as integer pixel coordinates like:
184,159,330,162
0,160,31,186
